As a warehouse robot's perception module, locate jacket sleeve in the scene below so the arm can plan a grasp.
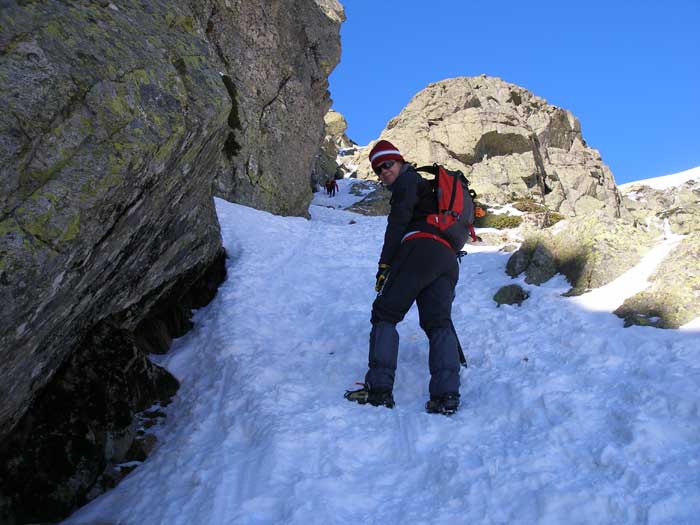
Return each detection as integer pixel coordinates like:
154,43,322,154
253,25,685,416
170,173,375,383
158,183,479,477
378,170,419,266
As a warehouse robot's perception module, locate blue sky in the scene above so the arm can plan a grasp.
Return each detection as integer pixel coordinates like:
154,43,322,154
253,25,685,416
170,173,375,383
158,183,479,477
328,1,700,185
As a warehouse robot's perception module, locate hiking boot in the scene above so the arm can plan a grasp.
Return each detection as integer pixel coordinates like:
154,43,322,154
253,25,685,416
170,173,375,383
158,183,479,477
425,393,460,415
344,383,395,408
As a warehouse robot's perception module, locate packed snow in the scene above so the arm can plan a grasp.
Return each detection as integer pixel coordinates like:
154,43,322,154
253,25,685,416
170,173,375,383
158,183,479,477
618,166,700,191
67,178,700,525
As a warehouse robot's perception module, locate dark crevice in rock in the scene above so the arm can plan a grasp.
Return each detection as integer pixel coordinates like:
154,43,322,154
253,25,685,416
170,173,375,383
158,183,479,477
462,95,482,110
171,55,188,78
474,131,531,163
0,322,179,524
204,5,230,68
508,91,522,106
11,111,31,142
0,249,227,524
260,75,292,126
445,147,475,166
529,134,553,203
309,41,321,65
214,41,230,68
132,248,228,354
221,74,242,159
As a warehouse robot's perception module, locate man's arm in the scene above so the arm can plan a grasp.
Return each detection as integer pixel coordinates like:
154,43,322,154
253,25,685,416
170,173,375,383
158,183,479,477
378,170,418,265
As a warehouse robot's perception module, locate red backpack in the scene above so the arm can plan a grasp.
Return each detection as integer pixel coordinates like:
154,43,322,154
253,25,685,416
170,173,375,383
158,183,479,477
416,164,479,250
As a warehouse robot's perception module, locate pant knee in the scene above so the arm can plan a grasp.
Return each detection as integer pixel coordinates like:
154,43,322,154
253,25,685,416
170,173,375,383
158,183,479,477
371,303,404,325
420,317,451,334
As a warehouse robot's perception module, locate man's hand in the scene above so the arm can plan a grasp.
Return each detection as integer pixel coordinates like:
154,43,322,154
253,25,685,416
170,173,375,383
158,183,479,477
375,264,391,292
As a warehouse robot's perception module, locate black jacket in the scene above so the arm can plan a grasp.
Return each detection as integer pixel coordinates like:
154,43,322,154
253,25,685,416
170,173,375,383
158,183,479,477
378,163,441,266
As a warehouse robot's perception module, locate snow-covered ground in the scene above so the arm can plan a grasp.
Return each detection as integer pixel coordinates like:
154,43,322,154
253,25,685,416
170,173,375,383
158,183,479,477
67,178,700,525
618,166,700,191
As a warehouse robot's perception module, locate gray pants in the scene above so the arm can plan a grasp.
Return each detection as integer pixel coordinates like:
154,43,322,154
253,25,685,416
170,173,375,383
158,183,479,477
366,238,460,397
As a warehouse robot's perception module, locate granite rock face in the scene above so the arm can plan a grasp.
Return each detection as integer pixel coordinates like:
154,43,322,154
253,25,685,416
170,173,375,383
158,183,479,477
204,0,345,215
0,0,228,450
352,75,625,219
0,1,228,521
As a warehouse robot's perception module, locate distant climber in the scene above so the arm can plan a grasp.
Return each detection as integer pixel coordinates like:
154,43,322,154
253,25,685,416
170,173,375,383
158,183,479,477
344,140,462,415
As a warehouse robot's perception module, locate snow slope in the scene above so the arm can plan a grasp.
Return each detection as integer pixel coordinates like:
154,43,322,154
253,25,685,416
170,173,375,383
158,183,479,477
618,166,700,191
67,179,700,525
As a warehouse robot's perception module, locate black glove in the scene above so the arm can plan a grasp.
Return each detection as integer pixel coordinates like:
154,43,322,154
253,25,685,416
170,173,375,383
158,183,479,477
375,264,390,292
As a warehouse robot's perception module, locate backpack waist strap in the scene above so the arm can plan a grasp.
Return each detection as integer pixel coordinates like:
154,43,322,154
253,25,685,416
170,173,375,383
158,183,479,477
467,223,477,242
402,231,453,251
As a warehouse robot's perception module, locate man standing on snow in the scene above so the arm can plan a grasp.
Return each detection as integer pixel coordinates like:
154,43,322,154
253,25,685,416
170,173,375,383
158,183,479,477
345,140,461,415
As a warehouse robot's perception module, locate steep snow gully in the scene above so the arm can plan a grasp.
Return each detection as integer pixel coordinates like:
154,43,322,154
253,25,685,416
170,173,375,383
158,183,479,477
68,178,700,525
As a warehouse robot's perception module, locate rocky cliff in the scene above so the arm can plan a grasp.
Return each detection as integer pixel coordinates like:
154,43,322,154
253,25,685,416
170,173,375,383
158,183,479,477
205,1,344,215
0,0,342,522
353,75,624,218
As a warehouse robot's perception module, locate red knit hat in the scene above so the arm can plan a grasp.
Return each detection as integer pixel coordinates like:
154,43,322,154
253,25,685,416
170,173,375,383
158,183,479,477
369,140,404,171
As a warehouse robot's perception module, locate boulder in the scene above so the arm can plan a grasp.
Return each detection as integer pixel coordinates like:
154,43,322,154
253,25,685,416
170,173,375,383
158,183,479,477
324,108,355,150
0,0,227,454
506,237,558,285
493,284,530,307
311,109,354,190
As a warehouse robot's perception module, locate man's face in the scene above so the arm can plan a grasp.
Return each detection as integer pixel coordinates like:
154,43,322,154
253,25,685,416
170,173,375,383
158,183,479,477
377,160,401,186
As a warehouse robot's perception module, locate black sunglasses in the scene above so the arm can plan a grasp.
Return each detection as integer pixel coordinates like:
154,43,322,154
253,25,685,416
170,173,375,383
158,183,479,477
373,160,395,175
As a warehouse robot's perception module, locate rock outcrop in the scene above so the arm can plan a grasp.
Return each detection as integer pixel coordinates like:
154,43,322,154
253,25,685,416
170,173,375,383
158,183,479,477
505,215,656,295
311,109,356,189
324,108,356,152
352,75,625,219
621,179,700,235
491,175,700,327
1,0,227,453
346,181,392,216
614,233,700,328
0,0,342,522
611,177,700,328
205,1,344,216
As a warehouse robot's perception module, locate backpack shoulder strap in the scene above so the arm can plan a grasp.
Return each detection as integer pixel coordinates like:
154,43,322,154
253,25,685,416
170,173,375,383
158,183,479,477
415,163,440,177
